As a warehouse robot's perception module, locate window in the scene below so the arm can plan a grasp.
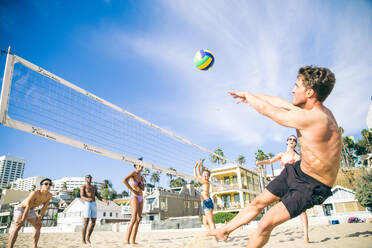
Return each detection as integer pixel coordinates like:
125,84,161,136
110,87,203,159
160,198,167,211
234,194,239,203
116,213,118,217
194,201,199,208
243,193,246,202
110,212,112,217
103,212,106,217
232,176,237,184
224,177,230,185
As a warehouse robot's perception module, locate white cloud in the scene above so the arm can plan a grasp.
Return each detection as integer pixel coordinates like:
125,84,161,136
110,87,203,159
92,0,372,149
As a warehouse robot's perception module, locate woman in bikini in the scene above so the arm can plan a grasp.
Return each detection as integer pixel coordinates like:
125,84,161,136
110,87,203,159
194,160,217,242
123,158,144,244
256,135,310,243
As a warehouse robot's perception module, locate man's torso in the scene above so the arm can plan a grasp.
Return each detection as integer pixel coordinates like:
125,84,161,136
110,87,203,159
297,106,342,186
82,184,97,202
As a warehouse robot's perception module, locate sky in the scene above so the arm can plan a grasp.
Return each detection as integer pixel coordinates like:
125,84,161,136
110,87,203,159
0,0,371,193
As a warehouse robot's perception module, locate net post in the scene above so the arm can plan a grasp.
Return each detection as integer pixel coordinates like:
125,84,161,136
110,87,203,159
0,46,15,125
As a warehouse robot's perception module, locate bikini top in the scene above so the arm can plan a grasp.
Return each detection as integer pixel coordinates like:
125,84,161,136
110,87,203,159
128,178,143,186
280,152,298,167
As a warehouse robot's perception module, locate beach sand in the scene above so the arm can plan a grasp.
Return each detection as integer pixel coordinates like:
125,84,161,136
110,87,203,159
1,223,371,248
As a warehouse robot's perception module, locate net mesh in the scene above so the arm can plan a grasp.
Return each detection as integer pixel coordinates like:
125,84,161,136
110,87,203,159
7,62,226,177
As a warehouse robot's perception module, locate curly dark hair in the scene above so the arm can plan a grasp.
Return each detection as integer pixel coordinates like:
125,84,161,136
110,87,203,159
298,66,335,102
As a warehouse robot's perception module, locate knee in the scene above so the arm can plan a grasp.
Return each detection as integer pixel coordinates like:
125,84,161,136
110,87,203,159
135,217,141,224
83,220,89,226
130,216,137,223
35,222,42,231
90,220,96,225
251,198,265,211
257,220,275,235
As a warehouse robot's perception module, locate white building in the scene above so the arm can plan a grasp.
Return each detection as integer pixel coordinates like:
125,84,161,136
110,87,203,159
52,177,103,194
307,185,372,219
57,199,127,228
10,176,45,191
0,155,25,188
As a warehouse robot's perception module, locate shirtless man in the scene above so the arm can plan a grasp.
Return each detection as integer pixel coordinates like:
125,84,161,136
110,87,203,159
210,66,342,248
193,161,216,242
8,178,53,248
80,175,108,245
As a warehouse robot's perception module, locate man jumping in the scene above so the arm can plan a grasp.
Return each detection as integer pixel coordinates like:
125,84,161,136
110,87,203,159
209,66,342,248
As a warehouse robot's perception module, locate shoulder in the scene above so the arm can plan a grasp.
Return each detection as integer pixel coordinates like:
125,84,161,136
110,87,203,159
47,192,53,200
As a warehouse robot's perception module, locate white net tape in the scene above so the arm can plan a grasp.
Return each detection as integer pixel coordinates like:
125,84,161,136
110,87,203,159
0,52,260,194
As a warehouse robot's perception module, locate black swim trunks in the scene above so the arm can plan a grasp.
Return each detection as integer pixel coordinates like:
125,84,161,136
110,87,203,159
266,160,332,218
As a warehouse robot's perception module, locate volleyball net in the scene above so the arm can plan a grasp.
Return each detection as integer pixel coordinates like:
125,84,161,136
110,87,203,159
0,50,260,194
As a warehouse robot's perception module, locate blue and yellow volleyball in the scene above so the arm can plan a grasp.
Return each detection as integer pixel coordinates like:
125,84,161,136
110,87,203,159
194,49,215,70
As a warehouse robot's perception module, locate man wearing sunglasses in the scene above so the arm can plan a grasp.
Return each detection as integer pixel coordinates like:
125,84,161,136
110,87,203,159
211,66,342,247
80,174,108,245
8,178,53,248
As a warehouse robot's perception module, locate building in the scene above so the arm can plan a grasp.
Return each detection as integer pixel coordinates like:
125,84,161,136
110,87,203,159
0,155,25,188
10,176,45,191
142,183,201,222
51,177,103,194
210,163,265,213
306,185,371,219
57,199,127,228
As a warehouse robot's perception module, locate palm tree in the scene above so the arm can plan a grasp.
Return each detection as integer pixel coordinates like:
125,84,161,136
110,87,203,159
31,184,36,191
121,190,129,198
268,152,275,177
103,179,112,190
170,177,186,187
237,155,246,165
211,147,226,165
62,182,68,191
166,168,177,185
150,171,161,187
142,168,150,184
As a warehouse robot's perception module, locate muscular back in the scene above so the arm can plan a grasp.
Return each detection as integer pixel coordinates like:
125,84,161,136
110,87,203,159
297,106,342,186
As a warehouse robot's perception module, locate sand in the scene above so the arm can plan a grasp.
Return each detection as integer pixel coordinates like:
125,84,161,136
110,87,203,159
1,223,371,248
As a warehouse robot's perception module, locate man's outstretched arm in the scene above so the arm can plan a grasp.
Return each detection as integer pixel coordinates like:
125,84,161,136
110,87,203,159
228,91,313,130
255,94,295,111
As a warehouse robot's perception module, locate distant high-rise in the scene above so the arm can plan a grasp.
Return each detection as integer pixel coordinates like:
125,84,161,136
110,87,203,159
11,176,45,191
0,155,25,188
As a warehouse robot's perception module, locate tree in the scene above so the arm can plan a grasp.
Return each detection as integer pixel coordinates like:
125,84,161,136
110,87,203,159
170,177,186,187
150,171,161,187
70,187,80,198
267,152,275,177
190,180,202,188
211,148,226,165
237,155,246,165
62,182,68,191
166,168,177,185
31,184,36,191
109,189,118,200
121,190,129,198
142,168,150,183
103,179,112,190
354,168,372,209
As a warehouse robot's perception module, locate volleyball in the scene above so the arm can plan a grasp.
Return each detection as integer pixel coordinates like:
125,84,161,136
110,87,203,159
194,49,215,70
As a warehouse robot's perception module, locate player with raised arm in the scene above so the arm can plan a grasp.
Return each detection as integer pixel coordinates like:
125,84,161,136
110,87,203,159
210,66,342,248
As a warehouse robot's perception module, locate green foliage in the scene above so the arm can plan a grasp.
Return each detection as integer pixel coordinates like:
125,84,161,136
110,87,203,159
339,128,372,168
355,168,372,208
121,190,129,198
211,212,238,224
237,155,246,165
255,149,269,161
142,168,150,183
69,187,80,198
211,148,226,165
170,177,186,187
62,182,68,190
150,171,161,186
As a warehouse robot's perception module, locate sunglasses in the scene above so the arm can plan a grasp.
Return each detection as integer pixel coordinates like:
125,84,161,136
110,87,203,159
287,138,297,142
42,183,53,186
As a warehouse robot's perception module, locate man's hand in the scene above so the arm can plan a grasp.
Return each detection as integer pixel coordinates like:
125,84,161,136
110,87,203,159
228,91,248,104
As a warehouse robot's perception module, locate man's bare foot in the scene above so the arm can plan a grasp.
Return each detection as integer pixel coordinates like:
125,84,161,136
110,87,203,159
304,236,310,243
86,239,91,244
82,240,87,245
208,227,230,241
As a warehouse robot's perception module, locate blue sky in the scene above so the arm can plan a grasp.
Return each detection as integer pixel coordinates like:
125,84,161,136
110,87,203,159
0,0,371,193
